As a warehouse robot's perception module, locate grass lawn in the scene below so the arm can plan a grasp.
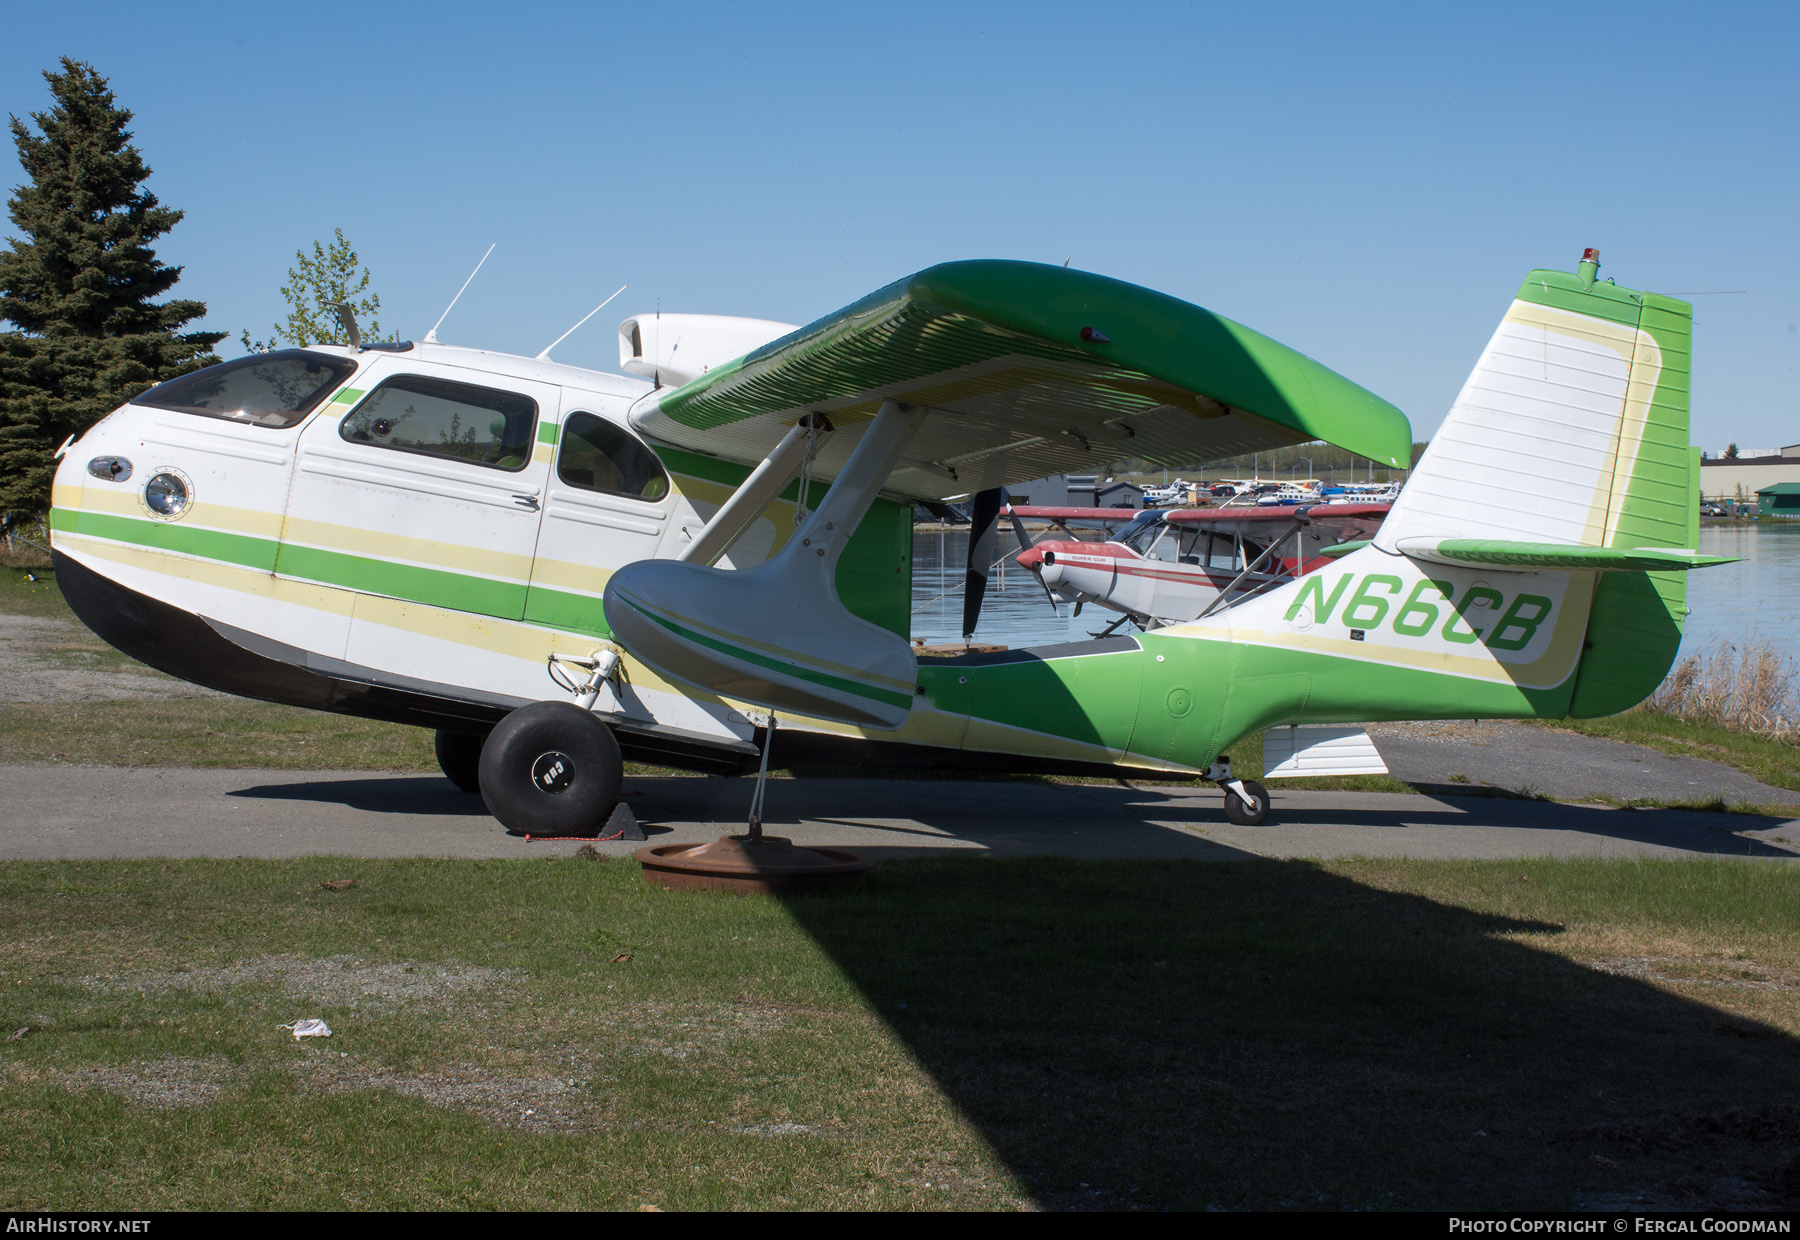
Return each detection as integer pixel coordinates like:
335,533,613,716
1,855,1797,1211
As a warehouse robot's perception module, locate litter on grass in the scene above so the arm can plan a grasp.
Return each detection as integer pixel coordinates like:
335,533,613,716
281,1019,332,1040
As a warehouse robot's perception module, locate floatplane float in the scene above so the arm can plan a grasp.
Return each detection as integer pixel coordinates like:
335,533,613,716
48,250,1730,879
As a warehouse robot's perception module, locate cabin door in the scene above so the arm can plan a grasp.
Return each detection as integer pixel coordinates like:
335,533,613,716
277,359,559,647
523,394,675,639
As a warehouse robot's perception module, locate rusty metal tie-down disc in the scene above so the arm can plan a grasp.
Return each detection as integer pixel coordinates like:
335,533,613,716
635,834,874,894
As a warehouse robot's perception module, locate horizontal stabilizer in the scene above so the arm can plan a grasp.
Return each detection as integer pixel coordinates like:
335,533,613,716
1393,537,1735,573
1316,540,1372,559
1261,726,1388,779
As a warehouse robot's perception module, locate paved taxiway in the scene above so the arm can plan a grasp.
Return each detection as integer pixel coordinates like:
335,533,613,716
4,765,1796,864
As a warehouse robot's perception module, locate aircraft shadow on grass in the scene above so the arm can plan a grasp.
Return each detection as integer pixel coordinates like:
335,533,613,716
771,853,1800,1212
621,776,1800,1209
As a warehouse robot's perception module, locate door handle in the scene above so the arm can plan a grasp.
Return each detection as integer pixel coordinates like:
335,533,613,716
512,494,540,511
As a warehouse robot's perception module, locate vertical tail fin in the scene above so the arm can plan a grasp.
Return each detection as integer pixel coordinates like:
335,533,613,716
1374,250,1696,716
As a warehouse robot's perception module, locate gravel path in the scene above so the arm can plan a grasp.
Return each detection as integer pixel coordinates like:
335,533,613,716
0,610,226,704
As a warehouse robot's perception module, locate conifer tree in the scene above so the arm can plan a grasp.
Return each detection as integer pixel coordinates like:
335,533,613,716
0,58,223,519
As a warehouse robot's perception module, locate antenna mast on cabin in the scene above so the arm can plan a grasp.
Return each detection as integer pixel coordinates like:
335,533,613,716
423,243,495,344
536,285,629,361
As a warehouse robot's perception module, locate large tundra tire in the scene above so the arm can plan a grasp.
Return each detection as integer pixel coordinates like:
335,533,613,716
479,703,622,837
433,729,487,793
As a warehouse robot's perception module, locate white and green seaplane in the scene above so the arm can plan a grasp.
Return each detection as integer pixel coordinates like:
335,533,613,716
47,250,1727,835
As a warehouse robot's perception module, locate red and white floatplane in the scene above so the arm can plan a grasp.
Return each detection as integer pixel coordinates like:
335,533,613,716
1011,501,1392,632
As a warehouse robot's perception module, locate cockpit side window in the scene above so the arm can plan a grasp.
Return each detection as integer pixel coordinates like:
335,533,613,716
1206,532,1244,570
135,349,357,429
1141,526,1180,562
339,374,537,471
556,413,669,502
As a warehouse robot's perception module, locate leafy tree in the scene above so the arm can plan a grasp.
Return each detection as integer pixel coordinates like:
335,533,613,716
1725,443,1739,459
0,58,223,519
242,228,385,351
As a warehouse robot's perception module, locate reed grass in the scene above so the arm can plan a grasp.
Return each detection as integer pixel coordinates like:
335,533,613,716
1645,638,1798,742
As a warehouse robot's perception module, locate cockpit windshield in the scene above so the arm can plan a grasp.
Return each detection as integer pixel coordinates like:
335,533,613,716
1113,510,1165,554
134,350,358,429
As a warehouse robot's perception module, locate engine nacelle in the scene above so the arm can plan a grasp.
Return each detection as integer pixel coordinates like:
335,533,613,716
617,313,796,387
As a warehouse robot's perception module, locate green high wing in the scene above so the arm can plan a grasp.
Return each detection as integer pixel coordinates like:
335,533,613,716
628,260,1412,499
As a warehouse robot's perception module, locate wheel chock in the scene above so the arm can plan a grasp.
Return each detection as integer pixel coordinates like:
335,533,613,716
600,802,646,842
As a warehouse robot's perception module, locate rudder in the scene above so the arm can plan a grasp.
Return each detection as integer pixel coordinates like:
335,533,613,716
1565,280,1696,716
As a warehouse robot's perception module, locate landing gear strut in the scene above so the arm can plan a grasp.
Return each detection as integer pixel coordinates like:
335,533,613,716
635,713,874,894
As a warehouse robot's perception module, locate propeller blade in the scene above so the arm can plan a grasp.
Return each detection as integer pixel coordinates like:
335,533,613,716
1004,497,1060,615
1005,500,1038,553
962,488,1003,641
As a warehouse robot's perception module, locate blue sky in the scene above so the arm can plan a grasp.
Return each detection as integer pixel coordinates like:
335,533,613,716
4,1,1797,449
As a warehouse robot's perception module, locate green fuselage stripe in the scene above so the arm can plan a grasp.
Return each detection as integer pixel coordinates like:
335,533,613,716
52,507,533,620
522,585,611,638
51,507,279,572
617,593,914,711
275,544,526,617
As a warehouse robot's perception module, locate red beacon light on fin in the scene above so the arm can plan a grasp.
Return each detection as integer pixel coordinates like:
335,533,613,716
1080,326,1111,343
1578,247,1601,288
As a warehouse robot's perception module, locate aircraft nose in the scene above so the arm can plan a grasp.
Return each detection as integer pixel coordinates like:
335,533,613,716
1018,541,1074,587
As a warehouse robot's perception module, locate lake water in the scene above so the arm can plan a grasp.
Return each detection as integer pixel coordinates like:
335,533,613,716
1685,521,1800,659
912,521,1800,660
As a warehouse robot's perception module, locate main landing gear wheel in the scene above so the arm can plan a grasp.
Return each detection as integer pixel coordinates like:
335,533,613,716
433,729,487,794
479,702,622,837
1222,779,1271,827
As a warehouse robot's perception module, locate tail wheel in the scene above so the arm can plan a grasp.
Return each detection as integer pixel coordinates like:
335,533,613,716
1222,780,1270,827
433,729,487,793
478,702,622,837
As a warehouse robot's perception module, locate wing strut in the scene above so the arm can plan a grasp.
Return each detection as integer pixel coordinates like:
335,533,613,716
604,401,926,729
678,413,834,566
